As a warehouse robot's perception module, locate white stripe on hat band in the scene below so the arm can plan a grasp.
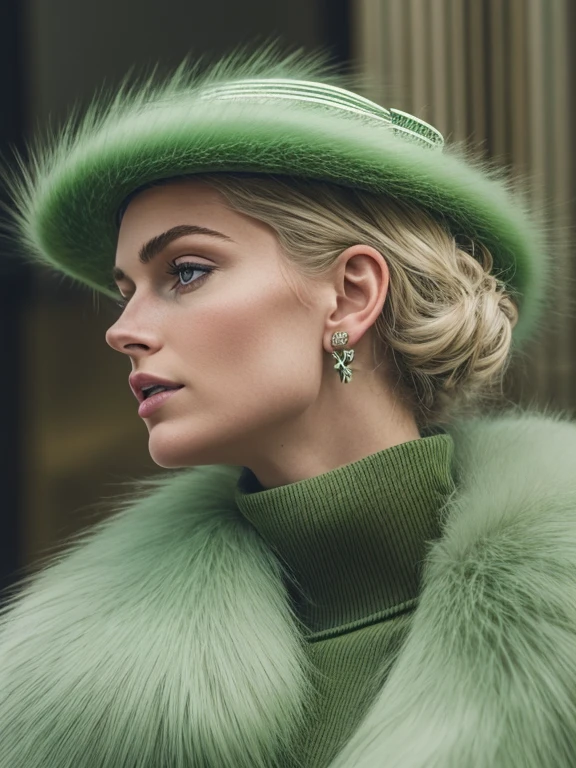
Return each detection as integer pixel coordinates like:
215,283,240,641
200,78,445,149
207,79,388,116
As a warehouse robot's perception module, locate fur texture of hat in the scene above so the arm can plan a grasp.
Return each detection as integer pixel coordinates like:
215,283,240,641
3,46,556,350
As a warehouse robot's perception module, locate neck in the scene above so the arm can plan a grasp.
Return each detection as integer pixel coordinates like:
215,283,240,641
235,426,455,636
241,366,421,490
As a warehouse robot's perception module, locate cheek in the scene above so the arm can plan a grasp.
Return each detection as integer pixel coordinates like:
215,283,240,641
146,284,323,467
185,280,321,401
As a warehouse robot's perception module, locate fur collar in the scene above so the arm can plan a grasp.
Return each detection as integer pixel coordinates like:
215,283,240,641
1,407,575,767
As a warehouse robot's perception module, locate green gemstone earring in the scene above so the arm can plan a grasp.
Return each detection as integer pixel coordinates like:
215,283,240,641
331,331,355,384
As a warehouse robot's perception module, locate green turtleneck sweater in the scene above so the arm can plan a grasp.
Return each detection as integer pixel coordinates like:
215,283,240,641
234,426,457,768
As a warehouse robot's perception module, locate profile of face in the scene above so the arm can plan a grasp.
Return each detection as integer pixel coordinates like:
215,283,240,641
106,178,408,485
106,179,330,471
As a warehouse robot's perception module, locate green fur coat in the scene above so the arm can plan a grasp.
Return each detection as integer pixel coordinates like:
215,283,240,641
1,407,575,767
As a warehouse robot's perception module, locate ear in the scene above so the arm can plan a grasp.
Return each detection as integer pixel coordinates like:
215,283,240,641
322,244,390,353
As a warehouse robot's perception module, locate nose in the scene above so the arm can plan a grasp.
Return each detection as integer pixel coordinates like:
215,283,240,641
105,303,160,357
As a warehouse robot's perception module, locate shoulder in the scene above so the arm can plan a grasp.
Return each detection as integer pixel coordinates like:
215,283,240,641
332,408,576,766
446,405,576,487
434,406,576,576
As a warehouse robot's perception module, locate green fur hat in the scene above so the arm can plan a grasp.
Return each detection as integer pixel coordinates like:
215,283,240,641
5,47,552,349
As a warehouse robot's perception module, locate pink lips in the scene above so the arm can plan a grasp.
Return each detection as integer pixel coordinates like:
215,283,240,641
137,387,183,418
128,372,185,418
129,373,184,403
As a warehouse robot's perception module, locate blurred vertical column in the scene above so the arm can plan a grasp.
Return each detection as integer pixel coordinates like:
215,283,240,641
0,0,30,603
352,0,576,415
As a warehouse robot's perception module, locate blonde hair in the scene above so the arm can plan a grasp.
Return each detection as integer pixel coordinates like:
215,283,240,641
194,173,520,430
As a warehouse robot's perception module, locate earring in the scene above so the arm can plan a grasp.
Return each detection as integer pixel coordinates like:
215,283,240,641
331,331,355,384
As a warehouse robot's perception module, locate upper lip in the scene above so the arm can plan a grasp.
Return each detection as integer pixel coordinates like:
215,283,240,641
129,373,184,403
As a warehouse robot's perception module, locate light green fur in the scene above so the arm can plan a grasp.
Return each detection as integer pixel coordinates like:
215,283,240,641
1,406,576,766
2,47,556,351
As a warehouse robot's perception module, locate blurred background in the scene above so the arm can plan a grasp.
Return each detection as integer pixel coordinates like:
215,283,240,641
1,0,575,603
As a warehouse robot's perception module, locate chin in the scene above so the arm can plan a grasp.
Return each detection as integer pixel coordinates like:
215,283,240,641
146,427,191,468
146,424,224,468
148,451,186,469
149,454,183,469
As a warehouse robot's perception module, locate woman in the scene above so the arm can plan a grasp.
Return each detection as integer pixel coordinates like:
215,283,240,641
1,49,575,768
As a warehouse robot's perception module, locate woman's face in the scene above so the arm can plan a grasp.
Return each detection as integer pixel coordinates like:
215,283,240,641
106,178,330,469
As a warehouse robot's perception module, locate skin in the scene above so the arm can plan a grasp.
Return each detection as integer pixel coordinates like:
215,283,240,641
106,178,421,489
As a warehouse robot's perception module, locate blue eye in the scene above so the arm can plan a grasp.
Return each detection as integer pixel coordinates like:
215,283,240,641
114,262,217,310
165,261,214,289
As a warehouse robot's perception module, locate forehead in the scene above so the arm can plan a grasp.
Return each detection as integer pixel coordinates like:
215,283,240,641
119,179,225,224
114,177,281,267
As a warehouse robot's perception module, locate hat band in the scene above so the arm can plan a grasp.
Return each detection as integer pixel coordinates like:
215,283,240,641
201,78,445,150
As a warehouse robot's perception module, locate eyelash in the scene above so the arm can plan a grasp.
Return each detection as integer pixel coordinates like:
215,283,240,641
114,261,214,310
166,261,214,290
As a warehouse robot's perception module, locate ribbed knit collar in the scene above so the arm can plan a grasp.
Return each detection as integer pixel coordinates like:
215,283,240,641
235,427,456,641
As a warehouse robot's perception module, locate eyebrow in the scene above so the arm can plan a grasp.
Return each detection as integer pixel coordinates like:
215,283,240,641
112,224,233,283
